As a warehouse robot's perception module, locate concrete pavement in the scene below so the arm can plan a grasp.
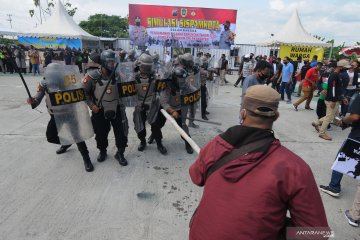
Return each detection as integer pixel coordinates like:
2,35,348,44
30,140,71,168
0,72,359,240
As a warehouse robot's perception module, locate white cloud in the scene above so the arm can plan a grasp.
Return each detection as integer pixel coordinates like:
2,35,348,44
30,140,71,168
269,0,285,11
342,2,360,14
0,0,359,46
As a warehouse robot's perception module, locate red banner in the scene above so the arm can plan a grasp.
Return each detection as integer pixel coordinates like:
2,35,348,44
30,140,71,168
128,4,237,49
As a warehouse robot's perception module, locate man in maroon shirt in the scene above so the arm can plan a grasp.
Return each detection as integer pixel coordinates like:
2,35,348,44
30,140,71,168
189,85,329,240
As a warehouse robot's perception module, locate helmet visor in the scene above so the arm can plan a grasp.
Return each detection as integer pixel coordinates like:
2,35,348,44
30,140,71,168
140,63,153,74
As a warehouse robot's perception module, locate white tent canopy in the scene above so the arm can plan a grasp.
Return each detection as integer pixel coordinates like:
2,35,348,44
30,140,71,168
257,10,331,48
19,0,98,41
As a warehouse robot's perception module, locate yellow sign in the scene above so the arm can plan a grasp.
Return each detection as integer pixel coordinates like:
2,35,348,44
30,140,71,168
181,89,201,105
49,89,86,106
155,80,167,92
119,81,137,97
279,45,324,61
64,74,77,87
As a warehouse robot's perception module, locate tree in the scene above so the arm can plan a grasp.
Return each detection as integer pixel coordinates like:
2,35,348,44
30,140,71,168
79,14,129,38
29,0,77,24
0,37,17,46
312,34,346,60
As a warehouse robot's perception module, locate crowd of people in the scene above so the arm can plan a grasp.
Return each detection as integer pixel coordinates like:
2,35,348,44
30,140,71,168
2,43,359,237
237,52,359,137
0,45,98,75
25,47,216,173
236,52,360,230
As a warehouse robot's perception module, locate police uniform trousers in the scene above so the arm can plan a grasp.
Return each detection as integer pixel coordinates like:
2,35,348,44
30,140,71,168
177,107,193,146
46,115,89,156
91,105,128,151
201,84,207,116
137,108,166,142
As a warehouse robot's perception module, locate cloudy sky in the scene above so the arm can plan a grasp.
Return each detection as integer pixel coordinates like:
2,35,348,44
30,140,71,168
0,0,359,46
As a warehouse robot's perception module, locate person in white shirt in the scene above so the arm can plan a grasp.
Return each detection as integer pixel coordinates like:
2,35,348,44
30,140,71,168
164,51,171,64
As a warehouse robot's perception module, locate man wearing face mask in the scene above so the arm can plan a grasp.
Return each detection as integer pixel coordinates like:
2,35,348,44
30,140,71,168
130,16,148,47
312,59,351,141
189,85,329,240
83,49,129,166
241,60,272,107
160,53,199,154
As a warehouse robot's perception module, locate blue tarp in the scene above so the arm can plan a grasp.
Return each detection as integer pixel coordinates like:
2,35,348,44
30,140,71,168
18,36,81,49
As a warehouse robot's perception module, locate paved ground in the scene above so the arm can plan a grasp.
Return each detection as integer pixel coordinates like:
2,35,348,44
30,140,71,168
0,72,359,240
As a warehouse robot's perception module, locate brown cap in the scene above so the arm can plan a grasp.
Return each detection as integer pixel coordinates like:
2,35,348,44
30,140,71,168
243,85,280,117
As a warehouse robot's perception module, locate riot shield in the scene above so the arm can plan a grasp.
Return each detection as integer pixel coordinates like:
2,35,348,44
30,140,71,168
206,67,220,101
146,65,170,126
176,70,200,134
133,74,157,134
45,63,94,145
117,62,137,107
147,96,161,125
156,61,172,80
180,70,201,106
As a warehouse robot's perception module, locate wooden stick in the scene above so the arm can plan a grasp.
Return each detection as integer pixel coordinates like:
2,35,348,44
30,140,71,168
160,109,200,154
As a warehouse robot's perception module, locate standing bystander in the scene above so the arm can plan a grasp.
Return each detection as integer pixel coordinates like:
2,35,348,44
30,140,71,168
189,85,329,240
279,56,294,103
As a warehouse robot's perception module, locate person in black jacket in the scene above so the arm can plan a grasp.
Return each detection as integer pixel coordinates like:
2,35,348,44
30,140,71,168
312,59,351,141
296,59,311,97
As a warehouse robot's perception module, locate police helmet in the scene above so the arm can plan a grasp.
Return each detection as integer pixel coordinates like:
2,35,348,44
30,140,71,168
179,53,194,69
200,56,208,69
89,52,101,64
138,53,154,74
128,49,136,57
100,49,116,72
153,53,159,61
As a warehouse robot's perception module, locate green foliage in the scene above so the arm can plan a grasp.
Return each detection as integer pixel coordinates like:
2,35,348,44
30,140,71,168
79,14,129,38
0,37,17,46
313,35,349,60
172,48,191,56
29,0,77,21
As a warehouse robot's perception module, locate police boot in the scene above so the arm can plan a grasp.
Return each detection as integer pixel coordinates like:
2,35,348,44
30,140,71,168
82,155,94,172
202,114,209,120
115,148,128,166
156,139,167,155
147,134,154,144
97,150,107,162
56,145,71,154
188,121,199,128
138,139,147,151
185,142,194,154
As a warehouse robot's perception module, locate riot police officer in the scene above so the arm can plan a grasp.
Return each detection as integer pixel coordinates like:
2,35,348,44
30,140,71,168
153,53,160,72
200,56,209,120
160,53,200,154
85,51,101,73
126,49,137,62
27,63,94,172
119,50,127,63
133,54,167,155
83,49,129,166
